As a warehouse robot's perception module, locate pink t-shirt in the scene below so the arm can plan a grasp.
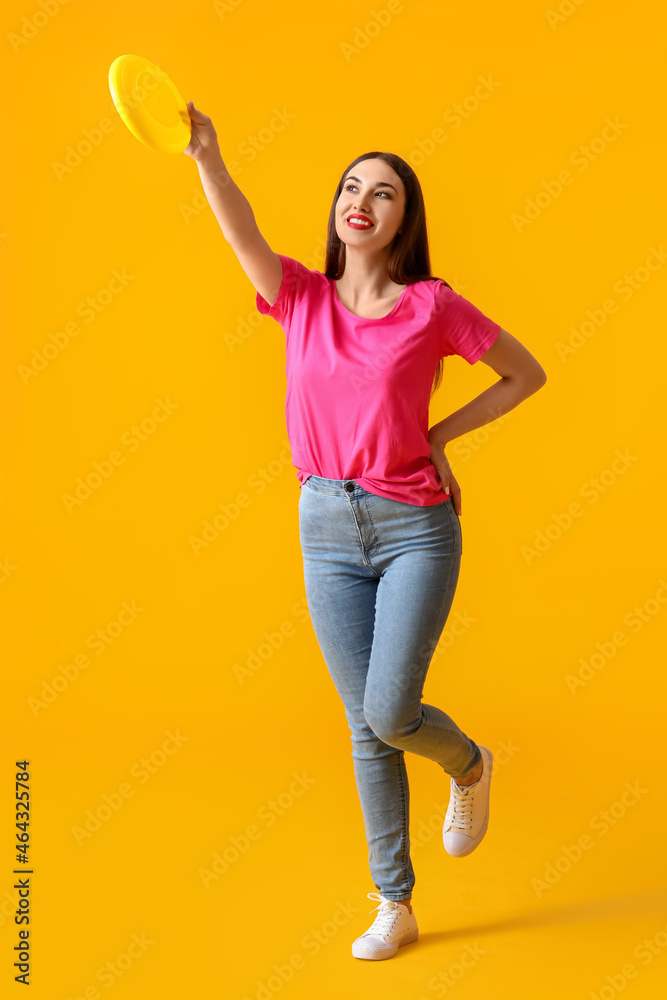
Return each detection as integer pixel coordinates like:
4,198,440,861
256,253,501,506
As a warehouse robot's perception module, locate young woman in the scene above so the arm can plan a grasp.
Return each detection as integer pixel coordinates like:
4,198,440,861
184,102,546,961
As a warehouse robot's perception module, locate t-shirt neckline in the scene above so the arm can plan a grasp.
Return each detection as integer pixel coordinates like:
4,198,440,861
333,280,409,320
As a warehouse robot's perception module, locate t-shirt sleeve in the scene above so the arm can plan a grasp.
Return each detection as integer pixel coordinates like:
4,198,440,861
255,253,322,336
433,279,501,365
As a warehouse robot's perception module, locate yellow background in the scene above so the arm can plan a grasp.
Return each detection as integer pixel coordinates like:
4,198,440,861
2,0,666,996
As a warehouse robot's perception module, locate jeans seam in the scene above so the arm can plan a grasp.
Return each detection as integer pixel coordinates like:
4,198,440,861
361,496,382,572
349,496,381,576
445,496,462,555
395,750,412,893
424,509,460,666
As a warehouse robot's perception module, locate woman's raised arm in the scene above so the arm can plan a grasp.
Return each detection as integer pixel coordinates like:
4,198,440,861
184,101,283,305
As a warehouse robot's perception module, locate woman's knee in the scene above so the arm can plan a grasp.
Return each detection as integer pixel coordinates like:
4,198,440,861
363,701,421,746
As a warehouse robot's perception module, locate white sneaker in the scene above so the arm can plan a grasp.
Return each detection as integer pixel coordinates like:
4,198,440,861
443,745,493,857
351,892,419,960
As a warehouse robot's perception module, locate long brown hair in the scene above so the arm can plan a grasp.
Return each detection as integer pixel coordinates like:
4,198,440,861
324,151,452,398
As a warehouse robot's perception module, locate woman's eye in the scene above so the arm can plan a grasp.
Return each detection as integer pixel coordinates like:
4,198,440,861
344,183,389,197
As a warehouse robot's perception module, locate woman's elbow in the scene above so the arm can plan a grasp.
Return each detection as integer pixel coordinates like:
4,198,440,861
509,363,547,398
532,365,547,387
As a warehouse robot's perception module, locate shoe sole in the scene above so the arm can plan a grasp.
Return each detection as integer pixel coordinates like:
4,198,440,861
444,746,493,858
352,926,419,960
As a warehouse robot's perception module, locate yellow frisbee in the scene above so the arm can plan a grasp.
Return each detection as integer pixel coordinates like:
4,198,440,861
108,54,191,155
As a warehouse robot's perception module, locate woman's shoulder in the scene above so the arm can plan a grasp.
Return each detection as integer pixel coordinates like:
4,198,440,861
276,254,330,303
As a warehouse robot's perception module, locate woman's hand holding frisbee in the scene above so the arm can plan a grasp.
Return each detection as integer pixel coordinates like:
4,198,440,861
183,102,219,162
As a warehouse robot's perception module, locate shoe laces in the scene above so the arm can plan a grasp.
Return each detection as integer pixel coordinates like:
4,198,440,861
364,893,407,939
447,780,476,832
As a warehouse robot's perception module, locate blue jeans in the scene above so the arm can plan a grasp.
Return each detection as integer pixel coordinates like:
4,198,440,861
298,475,482,901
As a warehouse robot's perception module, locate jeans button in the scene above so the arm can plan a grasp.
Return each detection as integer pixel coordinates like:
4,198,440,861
344,482,355,492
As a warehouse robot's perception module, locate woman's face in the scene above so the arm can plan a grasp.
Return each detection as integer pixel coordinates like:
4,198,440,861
335,159,406,251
